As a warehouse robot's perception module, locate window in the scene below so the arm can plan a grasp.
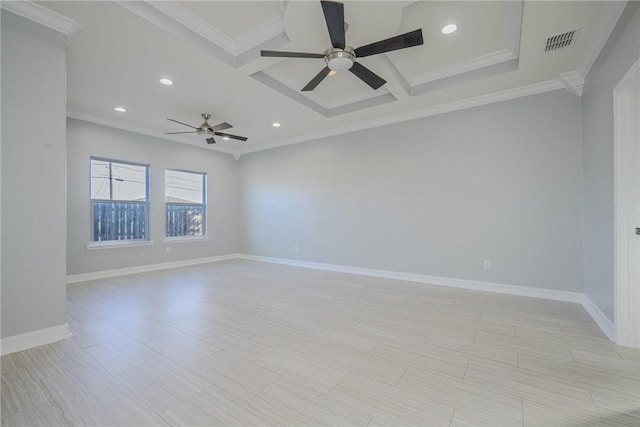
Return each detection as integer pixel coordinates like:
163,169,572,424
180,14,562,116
165,169,206,237
90,158,149,242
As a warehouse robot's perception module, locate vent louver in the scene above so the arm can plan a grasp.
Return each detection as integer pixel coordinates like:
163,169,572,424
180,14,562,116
544,29,579,52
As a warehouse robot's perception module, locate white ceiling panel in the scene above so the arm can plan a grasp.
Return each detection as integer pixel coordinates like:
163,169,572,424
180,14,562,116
180,1,282,39
22,0,622,156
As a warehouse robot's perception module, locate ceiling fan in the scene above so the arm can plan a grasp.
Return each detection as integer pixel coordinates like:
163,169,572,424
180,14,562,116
261,0,423,91
164,113,247,144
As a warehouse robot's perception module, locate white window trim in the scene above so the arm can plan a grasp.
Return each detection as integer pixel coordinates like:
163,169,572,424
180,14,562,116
90,157,151,243
165,169,207,238
86,240,155,251
162,236,210,244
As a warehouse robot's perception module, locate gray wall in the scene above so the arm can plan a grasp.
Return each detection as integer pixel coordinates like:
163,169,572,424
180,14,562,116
66,119,240,275
1,11,68,338
239,90,585,292
582,2,640,321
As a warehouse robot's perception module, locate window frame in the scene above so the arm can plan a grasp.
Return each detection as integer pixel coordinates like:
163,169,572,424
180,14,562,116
164,168,207,240
89,157,151,245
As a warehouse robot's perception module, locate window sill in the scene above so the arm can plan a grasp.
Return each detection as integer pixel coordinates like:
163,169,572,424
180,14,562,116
162,236,210,244
86,240,155,251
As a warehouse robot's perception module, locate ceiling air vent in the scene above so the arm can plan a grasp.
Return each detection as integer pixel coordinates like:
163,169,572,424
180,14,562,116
544,28,580,52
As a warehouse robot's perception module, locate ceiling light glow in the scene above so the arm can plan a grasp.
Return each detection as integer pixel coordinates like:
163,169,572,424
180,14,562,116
442,24,457,34
159,78,173,85
328,70,337,76
113,106,127,112
272,122,281,127
222,136,230,140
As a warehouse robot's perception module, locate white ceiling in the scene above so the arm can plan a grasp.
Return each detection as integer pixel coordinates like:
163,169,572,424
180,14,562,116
13,1,626,157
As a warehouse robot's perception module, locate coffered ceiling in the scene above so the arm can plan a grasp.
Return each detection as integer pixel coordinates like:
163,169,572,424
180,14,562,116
5,1,628,157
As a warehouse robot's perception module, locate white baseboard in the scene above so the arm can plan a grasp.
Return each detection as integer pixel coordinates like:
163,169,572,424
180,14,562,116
1,323,71,356
237,254,583,303
66,253,241,284
581,294,616,342
66,253,582,303
66,253,615,342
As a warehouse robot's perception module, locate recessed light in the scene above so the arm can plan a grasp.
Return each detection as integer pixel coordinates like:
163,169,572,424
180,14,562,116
222,136,230,140
159,78,173,86
442,24,457,34
328,70,337,76
272,122,281,127
113,106,127,112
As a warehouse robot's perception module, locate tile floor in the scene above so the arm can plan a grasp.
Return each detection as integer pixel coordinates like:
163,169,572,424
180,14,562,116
1,260,639,426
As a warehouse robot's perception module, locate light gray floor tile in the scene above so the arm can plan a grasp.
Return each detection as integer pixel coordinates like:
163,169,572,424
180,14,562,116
2,260,637,426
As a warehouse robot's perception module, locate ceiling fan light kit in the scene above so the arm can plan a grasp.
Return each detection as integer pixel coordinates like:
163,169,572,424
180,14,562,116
261,0,424,92
325,47,355,71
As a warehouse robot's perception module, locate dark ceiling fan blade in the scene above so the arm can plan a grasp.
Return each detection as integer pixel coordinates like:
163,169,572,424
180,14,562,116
321,0,345,49
302,66,332,91
214,131,248,142
354,29,423,58
261,50,325,58
211,121,232,131
166,118,198,129
206,137,216,144
164,131,198,135
349,62,386,89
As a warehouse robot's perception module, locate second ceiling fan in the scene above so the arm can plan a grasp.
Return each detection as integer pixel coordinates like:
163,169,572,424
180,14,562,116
261,0,423,92
164,113,247,144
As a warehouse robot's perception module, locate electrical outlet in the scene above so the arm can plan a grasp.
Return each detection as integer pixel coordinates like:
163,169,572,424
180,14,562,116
483,260,491,270
166,246,171,254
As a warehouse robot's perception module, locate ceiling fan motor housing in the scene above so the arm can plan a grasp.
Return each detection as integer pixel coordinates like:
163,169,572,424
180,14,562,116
197,127,214,135
324,47,355,71
198,114,214,134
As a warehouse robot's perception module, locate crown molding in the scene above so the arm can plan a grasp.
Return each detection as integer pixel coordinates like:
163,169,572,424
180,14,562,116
239,78,564,156
250,70,397,118
145,1,236,53
235,15,286,55
250,72,330,117
410,49,517,87
506,0,524,56
115,0,286,66
559,71,584,96
115,1,236,67
576,0,628,79
67,110,241,158
390,0,523,95
262,67,391,110
68,77,568,159
1,0,81,43
315,84,393,111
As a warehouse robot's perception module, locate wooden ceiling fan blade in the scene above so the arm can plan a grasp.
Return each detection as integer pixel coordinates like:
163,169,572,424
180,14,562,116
261,50,325,58
354,29,423,58
166,118,198,129
349,62,386,89
302,66,331,91
214,132,248,142
321,0,345,49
